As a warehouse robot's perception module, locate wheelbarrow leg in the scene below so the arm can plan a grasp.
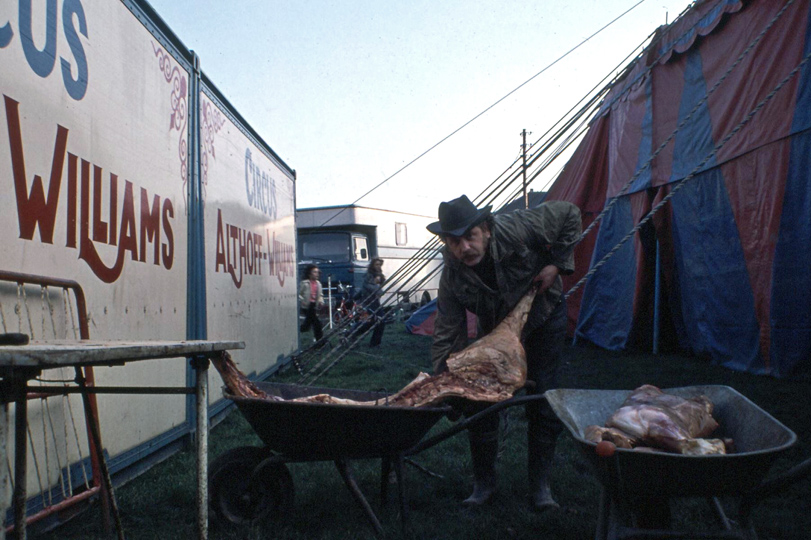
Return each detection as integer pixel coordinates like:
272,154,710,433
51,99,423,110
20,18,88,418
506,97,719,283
595,487,609,540
597,487,628,540
380,455,410,531
334,459,385,538
596,444,627,540
380,457,391,505
708,497,733,530
394,455,408,529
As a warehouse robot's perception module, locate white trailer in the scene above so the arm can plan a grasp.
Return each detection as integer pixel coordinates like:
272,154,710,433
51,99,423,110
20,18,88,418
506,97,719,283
296,205,442,307
0,0,297,530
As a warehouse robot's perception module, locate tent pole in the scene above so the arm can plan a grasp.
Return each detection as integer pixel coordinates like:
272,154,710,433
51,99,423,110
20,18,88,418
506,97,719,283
653,239,661,355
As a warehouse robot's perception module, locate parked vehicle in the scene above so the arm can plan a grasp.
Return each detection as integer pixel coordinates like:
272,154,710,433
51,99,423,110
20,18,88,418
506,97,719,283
296,205,442,309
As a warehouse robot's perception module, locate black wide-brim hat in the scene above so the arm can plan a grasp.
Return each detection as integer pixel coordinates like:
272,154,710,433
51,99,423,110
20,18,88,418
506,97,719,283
426,195,492,237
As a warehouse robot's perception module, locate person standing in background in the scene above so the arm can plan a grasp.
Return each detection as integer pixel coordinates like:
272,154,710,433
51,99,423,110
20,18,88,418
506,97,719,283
299,264,324,343
361,258,386,347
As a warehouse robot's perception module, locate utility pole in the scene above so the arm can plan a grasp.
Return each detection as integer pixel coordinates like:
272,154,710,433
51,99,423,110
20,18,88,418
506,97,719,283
521,129,529,209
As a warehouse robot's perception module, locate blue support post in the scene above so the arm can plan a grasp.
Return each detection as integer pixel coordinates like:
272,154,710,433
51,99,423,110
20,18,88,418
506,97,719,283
185,51,210,540
186,52,206,433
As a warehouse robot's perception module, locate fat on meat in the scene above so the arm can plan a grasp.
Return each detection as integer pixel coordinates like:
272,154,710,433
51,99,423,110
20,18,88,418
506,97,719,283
212,287,538,408
586,385,728,455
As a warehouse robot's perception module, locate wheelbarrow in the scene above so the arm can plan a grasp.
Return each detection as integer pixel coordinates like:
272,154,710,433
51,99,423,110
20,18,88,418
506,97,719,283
545,385,811,540
209,380,546,537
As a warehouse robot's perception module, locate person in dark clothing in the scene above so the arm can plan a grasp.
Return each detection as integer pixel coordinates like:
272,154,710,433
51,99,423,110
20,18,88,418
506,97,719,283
361,257,386,347
298,264,324,342
427,194,581,511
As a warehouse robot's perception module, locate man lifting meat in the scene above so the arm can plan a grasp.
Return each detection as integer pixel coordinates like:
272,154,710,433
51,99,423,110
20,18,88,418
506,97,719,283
426,195,581,511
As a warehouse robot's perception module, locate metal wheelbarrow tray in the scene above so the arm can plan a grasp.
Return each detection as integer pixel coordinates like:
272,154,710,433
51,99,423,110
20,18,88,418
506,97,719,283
545,385,803,540
209,381,453,536
230,381,451,460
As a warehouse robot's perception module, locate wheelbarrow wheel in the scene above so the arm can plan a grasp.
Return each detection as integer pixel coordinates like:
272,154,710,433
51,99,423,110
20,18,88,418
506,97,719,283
209,446,294,525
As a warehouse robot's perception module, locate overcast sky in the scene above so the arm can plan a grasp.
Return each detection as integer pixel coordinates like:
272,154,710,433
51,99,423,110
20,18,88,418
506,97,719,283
145,0,694,216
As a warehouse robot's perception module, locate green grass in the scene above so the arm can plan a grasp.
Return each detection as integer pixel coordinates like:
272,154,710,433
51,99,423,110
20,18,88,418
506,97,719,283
33,322,811,539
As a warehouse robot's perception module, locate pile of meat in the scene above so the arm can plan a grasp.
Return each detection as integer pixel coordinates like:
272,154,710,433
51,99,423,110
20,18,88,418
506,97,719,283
212,288,537,408
585,385,733,455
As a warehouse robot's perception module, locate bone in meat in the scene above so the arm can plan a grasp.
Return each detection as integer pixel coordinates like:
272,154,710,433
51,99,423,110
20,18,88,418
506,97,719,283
584,425,636,449
211,352,279,401
213,288,537,408
585,385,726,455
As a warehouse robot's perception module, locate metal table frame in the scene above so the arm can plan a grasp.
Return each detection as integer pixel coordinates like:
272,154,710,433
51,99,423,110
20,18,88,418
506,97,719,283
0,339,244,540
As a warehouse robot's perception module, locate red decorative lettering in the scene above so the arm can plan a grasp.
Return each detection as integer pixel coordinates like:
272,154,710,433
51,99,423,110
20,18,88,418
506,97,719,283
109,174,118,246
92,164,108,243
5,95,67,243
118,180,139,262
229,225,244,288
5,96,177,283
215,209,227,273
66,153,78,248
267,230,294,287
139,188,161,265
79,160,126,283
162,199,174,269
213,208,285,289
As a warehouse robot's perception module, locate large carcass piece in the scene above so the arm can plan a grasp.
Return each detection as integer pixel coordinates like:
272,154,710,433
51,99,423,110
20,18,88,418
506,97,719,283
585,385,727,455
375,285,535,407
212,287,537,408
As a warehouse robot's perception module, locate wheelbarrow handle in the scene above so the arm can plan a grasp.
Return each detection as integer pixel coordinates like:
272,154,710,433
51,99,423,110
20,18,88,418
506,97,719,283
739,455,811,521
403,394,547,456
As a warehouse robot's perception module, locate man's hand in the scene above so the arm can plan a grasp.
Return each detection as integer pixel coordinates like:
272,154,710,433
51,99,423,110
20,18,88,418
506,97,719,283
533,264,559,292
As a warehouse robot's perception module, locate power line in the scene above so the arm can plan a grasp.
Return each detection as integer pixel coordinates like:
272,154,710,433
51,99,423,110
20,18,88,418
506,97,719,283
318,0,649,228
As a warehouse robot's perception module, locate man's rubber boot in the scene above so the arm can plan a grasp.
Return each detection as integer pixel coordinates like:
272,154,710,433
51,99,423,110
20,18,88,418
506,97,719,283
528,436,560,512
462,430,499,506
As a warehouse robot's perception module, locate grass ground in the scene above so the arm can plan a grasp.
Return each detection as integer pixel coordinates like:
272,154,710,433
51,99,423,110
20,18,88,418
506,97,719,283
33,321,811,539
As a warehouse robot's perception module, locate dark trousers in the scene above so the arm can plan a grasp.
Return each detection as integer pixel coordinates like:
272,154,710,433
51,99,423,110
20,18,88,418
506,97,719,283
524,300,567,448
351,312,386,347
469,299,566,447
300,303,323,341
369,300,386,347
369,318,386,347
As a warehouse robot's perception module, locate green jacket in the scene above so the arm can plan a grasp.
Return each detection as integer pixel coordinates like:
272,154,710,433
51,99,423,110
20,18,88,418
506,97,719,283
431,200,581,373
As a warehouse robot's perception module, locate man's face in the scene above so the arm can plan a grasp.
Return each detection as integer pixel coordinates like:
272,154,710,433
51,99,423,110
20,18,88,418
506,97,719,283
443,224,491,266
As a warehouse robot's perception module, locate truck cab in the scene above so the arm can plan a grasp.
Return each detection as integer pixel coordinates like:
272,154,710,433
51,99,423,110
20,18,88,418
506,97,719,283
297,230,371,298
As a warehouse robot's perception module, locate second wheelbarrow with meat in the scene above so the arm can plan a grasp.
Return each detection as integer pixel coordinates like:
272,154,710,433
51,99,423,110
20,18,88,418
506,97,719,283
545,385,811,540
209,380,544,537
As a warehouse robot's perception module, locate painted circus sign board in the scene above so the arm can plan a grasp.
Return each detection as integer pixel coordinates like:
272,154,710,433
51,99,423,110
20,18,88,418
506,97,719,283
201,86,297,389
0,0,193,491
0,0,189,339
0,0,297,516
